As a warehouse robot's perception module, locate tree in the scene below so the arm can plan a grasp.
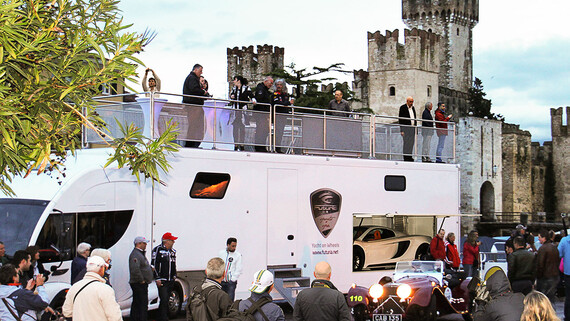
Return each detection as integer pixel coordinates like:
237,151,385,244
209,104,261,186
0,0,178,195
468,77,504,121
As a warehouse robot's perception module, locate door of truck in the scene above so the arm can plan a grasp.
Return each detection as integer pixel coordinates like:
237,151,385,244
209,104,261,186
267,169,298,265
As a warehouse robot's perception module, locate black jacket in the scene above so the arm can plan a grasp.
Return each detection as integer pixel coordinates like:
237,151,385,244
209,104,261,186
151,244,176,281
271,91,291,114
231,85,253,109
473,269,524,321
507,248,536,283
293,279,350,321
129,248,154,284
398,104,417,130
253,83,272,111
421,108,434,127
182,71,207,105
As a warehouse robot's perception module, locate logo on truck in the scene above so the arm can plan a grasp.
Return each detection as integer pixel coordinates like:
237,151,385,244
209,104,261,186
310,188,342,238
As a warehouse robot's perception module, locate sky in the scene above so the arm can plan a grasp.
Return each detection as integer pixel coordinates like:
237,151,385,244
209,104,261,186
117,0,569,143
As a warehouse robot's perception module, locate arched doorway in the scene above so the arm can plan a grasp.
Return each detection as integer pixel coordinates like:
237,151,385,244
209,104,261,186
480,181,495,218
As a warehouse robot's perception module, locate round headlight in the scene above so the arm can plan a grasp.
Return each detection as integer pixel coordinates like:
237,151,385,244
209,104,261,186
397,284,412,299
369,284,384,299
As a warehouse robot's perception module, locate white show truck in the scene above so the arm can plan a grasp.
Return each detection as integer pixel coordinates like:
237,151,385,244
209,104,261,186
0,146,462,317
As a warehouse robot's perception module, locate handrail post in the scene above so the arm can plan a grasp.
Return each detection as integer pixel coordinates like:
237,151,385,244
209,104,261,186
370,115,376,159
150,92,155,140
323,111,327,151
212,103,217,149
452,123,456,163
270,104,275,152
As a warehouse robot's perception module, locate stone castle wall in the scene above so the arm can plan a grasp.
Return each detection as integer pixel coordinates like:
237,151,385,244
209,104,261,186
366,28,440,116
227,45,284,93
531,141,554,213
456,117,503,216
551,107,570,214
501,123,532,214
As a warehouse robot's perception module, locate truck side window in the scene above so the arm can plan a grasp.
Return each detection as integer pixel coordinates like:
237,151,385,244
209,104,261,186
190,172,231,199
384,175,406,191
76,210,133,250
36,213,75,262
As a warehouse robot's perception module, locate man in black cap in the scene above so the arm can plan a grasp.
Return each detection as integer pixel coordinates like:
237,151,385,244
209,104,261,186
129,236,153,321
509,224,536,252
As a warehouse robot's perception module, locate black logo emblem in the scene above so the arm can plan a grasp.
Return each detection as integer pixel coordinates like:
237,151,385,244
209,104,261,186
310,189,342,238
229,257,233,262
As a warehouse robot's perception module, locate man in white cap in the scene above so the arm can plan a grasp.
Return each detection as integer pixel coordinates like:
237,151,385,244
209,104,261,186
62,255,122,321
129,236,153,321
239,269,285,321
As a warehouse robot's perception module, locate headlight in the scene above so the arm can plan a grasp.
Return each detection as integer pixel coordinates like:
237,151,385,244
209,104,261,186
369,284,384,300
397,284,412,299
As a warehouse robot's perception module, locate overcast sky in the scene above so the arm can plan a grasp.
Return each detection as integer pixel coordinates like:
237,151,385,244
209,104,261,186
117,0,569,142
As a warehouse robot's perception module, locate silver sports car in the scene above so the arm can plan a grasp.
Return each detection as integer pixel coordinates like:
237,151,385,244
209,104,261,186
353,225,431,270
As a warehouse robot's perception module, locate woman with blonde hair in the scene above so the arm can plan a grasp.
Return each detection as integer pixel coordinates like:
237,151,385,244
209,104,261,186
520,290,560,321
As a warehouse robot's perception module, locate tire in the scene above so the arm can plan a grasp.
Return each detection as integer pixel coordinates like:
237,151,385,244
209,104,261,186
40,290,66,321
353,247,365,271
416,243,430,260
424,294,437,321
408,294,437,321
167,286,182,318
352,304,369,321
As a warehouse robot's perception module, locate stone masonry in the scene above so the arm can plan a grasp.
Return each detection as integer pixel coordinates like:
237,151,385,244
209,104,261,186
227,45,284,93
501,123,532,214
551,107,570,214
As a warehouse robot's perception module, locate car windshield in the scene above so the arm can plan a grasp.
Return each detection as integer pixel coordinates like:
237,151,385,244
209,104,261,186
394,261,443,278
353,226,370,240
0,199,48,256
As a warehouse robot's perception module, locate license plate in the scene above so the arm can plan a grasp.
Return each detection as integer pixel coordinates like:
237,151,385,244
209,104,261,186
373,314,402,321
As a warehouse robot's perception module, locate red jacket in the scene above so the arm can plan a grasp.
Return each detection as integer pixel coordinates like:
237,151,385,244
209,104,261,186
430,236,446,260
462,242,480,265
435,109,451,136
445,242,461,269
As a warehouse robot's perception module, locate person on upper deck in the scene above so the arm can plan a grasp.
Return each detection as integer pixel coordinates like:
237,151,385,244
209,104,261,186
252,76,274,152
142,68,161,97
182,64,208,148
398,96,417,162
421,102,434,162
229,75,253,151
434,102,452,163
271,79,294,154
328,90,351,117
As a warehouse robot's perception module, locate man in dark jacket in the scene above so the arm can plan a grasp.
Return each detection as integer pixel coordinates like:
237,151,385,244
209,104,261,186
152,232,177,321
12,251,32,288
293,261,350,321
129,236,154,321
398,96,417,162
188,257,232,320
473,267,524,321
252,76,274,152
182,64,209,148
421,102,434,162
507,236,536,295
536,229,560,303
239,269,285,321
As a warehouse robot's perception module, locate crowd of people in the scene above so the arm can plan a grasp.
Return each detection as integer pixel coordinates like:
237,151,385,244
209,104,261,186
428,225,567,321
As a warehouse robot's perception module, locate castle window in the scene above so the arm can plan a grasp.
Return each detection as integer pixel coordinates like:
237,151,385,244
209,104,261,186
457,28,459,36
427,86,432,97
389,86,396,96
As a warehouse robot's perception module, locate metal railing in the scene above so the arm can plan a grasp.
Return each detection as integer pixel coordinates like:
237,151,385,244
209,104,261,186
86,92,456,162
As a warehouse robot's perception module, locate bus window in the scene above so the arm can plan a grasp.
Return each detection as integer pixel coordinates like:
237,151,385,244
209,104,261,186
190,173,231,199
384,175,406,191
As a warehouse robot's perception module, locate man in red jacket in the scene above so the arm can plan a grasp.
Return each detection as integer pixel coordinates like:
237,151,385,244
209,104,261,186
430,229,446,261
434,103,452,163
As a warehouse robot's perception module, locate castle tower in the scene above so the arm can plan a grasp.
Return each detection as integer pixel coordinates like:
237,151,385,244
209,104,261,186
226,45,284,93
366,28,440,116
402,0,479,93
551,107,570,214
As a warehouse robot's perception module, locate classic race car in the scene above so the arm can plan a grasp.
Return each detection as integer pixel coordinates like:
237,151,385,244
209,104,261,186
353,225,431,270
347,261,476,321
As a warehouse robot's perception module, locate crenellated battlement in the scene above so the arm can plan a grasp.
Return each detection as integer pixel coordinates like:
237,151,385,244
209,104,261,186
226,44,284,93
402,0,479,28
551,107,569,137
368,28,440,73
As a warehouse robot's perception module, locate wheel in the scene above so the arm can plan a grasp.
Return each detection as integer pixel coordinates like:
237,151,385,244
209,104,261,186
416,243,430,260
424,294,437,321
40,290,66,321
167,286,182,318
408,294,437,321
353,247,365,271
352,304,370,321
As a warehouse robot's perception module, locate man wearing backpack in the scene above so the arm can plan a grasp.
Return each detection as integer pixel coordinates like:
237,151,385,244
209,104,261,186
293,261,350,321
187,257,232,321
236,269,284,321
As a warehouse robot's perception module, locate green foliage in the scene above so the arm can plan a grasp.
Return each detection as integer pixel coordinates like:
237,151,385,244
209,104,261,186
468,77,504,121
0,0,176,195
